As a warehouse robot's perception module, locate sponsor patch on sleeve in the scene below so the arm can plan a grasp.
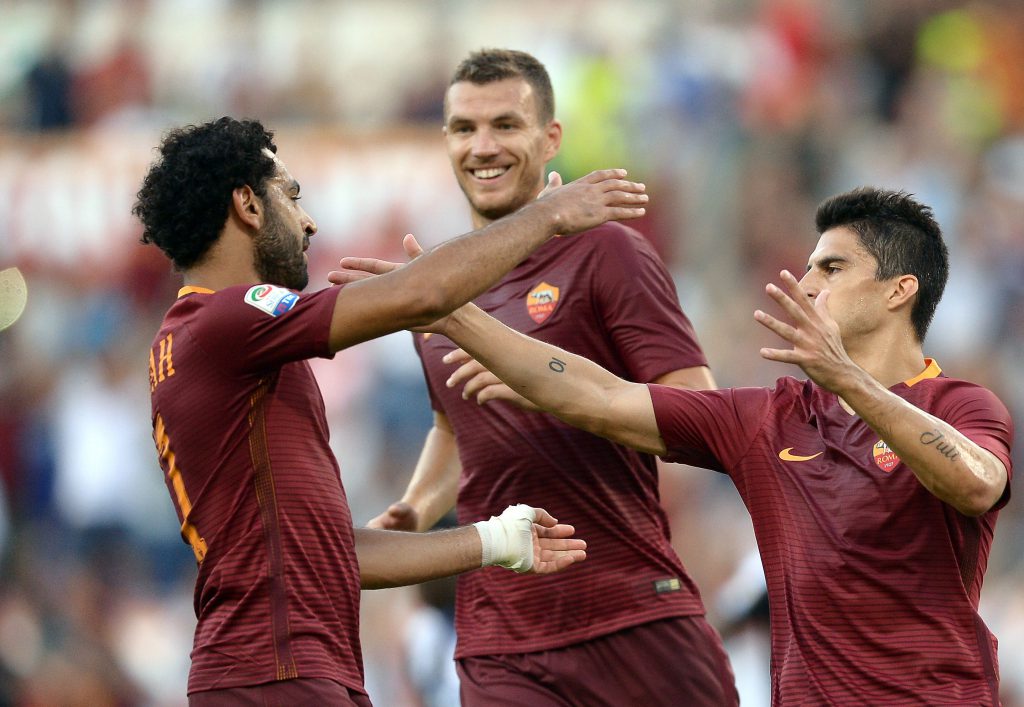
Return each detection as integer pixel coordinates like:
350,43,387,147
243,284,299,317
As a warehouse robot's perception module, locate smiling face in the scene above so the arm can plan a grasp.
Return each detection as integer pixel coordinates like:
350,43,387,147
444,78,561,227
252,151,317,290
799,227,897,345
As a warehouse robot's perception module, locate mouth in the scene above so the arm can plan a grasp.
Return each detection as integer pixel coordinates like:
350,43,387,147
302,237,310,252
470,166,510,181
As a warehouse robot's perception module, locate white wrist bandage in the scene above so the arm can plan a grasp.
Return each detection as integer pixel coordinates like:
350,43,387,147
474,504,536,573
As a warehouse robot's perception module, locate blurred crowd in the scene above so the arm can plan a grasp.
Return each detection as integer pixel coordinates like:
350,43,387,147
1,0,1023,705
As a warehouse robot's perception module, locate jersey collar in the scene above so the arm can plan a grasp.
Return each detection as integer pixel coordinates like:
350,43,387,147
178,286,216,298
904,358,941,387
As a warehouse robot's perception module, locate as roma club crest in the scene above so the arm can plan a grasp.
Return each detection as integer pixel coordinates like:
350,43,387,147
872,439,900,473
526,282,560,324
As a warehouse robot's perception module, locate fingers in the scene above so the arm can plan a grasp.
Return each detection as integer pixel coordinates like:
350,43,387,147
537,536,586,550
548,549,587,571
605,206,647,221
764,280,809,323
814,289,832,317
403,233,425,259
337,256,403,275
531,507,557,527
366,502,417,530
754,308,798,343
779,270,815,311
535,522,576,539
534,542,587,573
460,372,501,401
445,359,487,390
327,269,374,285
442,348,472,366
758,346,802,364
580,168,628,183
599,178,647,195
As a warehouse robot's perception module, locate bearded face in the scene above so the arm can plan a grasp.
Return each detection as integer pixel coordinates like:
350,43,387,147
252,199,309,291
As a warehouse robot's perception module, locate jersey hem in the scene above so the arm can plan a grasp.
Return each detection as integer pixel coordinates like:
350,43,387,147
187,668,366,696
453,604,705,659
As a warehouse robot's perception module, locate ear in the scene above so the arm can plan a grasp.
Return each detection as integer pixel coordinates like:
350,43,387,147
542,119,563,163
887,274,919,312
231,185,262,231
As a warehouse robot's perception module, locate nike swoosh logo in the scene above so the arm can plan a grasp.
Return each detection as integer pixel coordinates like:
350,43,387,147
778,447,823,462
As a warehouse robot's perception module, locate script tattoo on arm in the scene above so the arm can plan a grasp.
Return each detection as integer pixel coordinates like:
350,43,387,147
548,357,566,373
920,429,961,461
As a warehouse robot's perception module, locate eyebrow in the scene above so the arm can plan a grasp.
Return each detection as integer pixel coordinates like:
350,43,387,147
807,255,850,271
447,111,524,126
286,179,300,195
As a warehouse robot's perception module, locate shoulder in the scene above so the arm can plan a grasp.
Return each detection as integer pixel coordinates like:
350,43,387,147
913,375,1012,420
564,223,670,281
184,283,310,337
579,221,652,253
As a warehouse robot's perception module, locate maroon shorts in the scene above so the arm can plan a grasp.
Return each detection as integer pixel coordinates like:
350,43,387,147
457,616,737,707
188,678,372,707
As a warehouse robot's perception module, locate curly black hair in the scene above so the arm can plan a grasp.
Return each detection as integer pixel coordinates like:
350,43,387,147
815,187,949,343
447,49,555,124
133,117,278,270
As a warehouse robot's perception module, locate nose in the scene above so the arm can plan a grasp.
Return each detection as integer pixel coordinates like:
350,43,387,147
470,127,500,157
797,271,818,298
302,210,317,236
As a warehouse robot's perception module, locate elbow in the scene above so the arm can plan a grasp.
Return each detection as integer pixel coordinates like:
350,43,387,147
955,480,1006,517
403,281,459,326
388,283,453,328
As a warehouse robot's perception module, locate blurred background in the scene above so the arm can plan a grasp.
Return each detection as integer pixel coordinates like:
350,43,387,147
1,0,1022,704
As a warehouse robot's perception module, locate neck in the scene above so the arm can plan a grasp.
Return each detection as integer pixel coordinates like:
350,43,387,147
846,329,927,388
469,185,545,231
470,211,493,231
182,224,260,291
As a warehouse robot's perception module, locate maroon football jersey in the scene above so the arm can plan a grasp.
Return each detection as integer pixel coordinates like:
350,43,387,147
649,360,1014,705
148,284,365,695
416,222,710,658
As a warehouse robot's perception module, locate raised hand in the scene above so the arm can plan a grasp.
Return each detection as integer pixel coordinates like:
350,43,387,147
754,269,858,392
537,169,647,235
442,347,541,411
366,501,419,531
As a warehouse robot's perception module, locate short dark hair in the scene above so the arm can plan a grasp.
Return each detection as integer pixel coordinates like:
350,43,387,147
447,49,555,123
815,187,949,342
133,117,278,270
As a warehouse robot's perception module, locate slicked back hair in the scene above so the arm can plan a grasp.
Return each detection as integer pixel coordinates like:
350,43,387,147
815,187,949,342
447,48,555,124
133,117,278,270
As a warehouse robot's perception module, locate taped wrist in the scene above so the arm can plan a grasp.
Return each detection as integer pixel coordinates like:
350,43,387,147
474,504,536,573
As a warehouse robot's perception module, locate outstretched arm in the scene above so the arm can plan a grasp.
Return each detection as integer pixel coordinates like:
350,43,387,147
444,355,715,409
327,170,647,352
440,305,667,455
356,505,586,589
756,270,1008,516
367,411,460,532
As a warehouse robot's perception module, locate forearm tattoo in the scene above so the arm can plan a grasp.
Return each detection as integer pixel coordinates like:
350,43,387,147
920,429,960,461
548,357,566,373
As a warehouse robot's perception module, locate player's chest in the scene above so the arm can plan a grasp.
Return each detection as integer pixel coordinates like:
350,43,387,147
477,256,599,333
764,411,925,510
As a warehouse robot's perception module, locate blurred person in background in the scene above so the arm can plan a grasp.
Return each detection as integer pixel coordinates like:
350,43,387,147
365,49,737,706
132,116,653,704
380,187,1011,705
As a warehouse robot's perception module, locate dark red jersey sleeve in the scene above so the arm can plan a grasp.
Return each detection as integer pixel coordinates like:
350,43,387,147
593,228,707,382
933,379,1014,509
648,384,772,470
413,331,447,414
184,284,338,375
